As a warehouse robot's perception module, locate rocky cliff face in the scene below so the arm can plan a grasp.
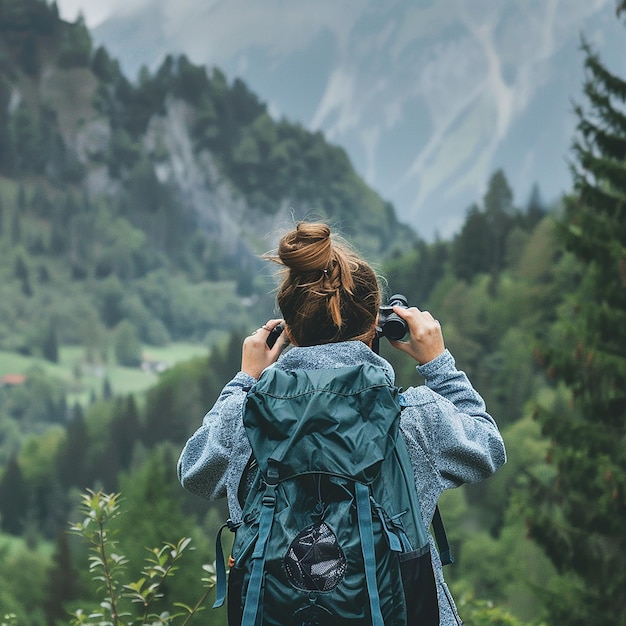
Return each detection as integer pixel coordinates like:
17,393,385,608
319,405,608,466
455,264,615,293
27,63,290,260
144,97,291,256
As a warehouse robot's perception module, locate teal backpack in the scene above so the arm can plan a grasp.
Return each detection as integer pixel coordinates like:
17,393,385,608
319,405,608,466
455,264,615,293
214,363,441,626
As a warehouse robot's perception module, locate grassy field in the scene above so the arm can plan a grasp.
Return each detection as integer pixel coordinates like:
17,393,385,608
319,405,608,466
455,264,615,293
0,342,211,405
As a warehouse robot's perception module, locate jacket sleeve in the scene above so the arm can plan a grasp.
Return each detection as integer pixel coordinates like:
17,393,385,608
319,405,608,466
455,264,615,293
402,350,506,489
177,372,255,502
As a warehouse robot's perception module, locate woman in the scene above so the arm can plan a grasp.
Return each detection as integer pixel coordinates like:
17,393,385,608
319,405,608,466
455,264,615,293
178,222,506,625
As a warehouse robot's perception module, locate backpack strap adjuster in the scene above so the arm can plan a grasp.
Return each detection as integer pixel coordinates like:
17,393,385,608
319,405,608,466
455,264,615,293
262,486,276,507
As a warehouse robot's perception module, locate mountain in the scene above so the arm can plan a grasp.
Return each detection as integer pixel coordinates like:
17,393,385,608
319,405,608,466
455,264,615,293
0,0,414,358
74,0,626,239
0,13,410,254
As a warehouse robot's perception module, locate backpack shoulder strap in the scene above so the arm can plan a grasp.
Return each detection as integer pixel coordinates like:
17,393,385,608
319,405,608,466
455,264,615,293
355,482,385,626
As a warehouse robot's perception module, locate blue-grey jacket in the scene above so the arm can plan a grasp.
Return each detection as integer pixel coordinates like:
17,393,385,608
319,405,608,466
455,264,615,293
178,341,507,625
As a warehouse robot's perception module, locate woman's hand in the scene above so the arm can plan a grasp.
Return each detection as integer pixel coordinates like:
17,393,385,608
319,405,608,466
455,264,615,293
241,319,287,379
388,306,445,365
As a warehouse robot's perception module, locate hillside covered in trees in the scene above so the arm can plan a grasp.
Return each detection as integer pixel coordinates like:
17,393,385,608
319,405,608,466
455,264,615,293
0,1,624,625
0,0,414,368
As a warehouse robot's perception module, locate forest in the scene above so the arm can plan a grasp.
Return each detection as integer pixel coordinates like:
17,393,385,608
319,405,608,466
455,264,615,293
0,1,624,625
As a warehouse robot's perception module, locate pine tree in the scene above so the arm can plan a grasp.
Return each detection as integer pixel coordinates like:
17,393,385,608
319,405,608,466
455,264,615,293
102,376,113,400
11,207,21,245
14,252,32,296
42,320,59,363
57,404,88,488
527,36,626,625
524,183,547,230
43,530,79,626
452,204,490,281
110,395,142,470
0,456,28,534
483,169,515,279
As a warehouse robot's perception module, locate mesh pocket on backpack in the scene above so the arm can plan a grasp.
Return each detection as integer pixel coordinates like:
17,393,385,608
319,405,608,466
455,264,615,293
284,522,346,592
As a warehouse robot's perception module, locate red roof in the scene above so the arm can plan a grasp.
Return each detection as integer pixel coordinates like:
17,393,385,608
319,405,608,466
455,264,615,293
1,374,27,385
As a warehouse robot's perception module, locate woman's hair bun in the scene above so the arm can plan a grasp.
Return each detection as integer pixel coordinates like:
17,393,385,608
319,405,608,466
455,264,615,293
269,220,380,346
277,222,333,273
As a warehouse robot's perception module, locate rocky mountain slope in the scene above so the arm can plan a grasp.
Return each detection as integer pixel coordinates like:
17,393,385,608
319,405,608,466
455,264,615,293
1,0,414,269
87,0,626,238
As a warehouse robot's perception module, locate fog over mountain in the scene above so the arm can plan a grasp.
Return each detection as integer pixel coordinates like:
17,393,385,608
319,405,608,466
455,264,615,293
57,0,625,239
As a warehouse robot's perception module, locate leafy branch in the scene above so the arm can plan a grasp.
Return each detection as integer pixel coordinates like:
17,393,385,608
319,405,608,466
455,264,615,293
68,489,215,626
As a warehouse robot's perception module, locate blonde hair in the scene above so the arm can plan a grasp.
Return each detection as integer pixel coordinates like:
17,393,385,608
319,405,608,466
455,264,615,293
267,222,381,346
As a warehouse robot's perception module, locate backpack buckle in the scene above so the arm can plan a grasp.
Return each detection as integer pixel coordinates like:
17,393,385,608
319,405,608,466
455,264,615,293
262,484,277,507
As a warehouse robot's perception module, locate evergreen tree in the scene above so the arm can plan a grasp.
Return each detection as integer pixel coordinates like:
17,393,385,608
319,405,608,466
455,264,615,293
452,204,490,281
91,45,117,82
57,14,92,69
142,358,205,447
14,252,32,296
10,102,46,174
17,184,26,210
43,530,79,626
57,404,88,488
383,237,448,305
102,376,113,400
19,32,40,76
98,434,121,492
524,183,547,230
11,207,21,245
42,319,59,363
109,395,142,470
483,169,515,278
0,455,28,534
527,37,626,624
0,78,13,175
